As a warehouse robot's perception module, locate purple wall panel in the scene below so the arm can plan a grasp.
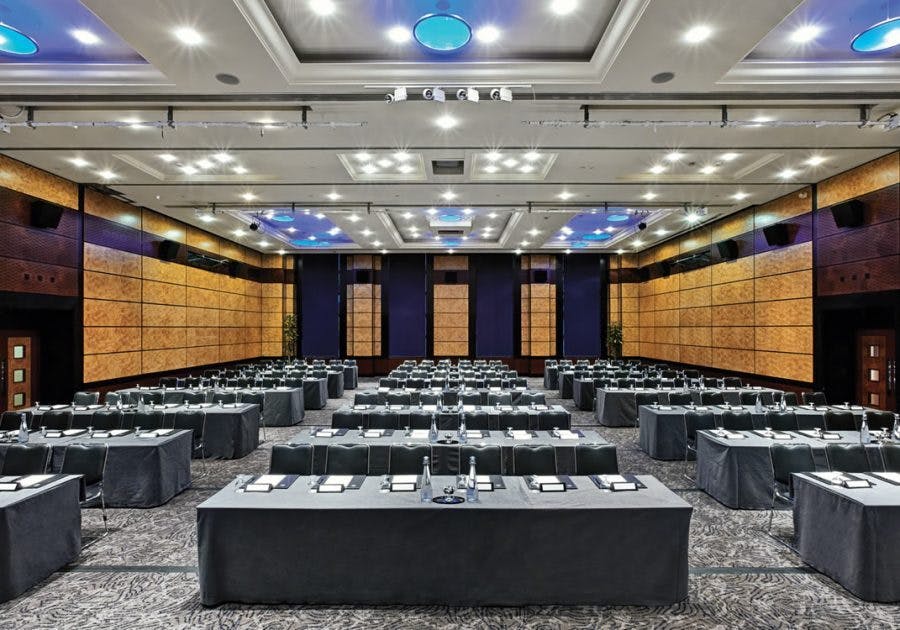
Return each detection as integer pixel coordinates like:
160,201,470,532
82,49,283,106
563,254,604,357
387,254,427,357
475,254,515,357
300,254,341,358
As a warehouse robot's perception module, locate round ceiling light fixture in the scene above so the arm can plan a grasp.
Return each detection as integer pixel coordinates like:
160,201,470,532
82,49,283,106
851,17,900,52
606,214,630,222
414,14,472,52
0,24,39,56
270,214,295,222
215,73,241,85
439,213,463,222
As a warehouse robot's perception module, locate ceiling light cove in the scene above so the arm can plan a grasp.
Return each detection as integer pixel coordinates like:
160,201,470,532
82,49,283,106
851,17,900,52
664,151,685,162
71,29,101,45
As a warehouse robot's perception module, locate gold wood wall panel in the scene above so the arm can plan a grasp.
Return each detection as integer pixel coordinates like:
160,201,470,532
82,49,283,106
521,255,557,356
345,255,382,357
433,255,469,356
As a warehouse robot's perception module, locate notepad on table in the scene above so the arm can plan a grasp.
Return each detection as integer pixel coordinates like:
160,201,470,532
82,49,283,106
409,430,430,439
511,430,533,440
422,405,438,412
364,430,384,438
462,405,477,412
556,430,581,440
17,475,55,488
255,475,285,487
62,429,85,436
391,475,417,484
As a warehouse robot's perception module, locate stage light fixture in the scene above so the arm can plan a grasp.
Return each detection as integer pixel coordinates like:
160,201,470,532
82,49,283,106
490,87,513,102
385,87,408,104
457,87,480,102
249,221,260,231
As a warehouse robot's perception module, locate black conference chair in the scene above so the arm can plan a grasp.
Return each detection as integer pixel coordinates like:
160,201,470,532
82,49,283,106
777,392,799,407
355,392,381,406
388,444,431,475
459,391,482,406
184,377,202,388
324,444,369,476
643,378,660,389
795,412,825,431
419,392,441,406
721,410,754,431
406,410,433,431
487,393,512,407
132,410,168,431
61,443,109,534
701,378,719,389
103,392,122,406
865,410,895,432
740,392,762,406
826,444,871,473
89,409,123,431
823,410,856,432
464,411,490,431
1,443,50,475
616,378,635,389
369,411,399,430
881,444,900,473
73,392,100,406
239,391,267,440
723,377,742,388
536,409,569,431
513,445,557,476
667,392,693,406
802,391,828,406
269,444,313,475
159,377,178,388
459,444,502,475
183,391,207,405
683,411,716,480
699,392,725,406
140,391,165,405
386,392,411,407
501,411,530,431
765,411,798,432
519,392,545,406
768,443,816,533
173,410,208,475
574,444,619,475
284,377,303,388
212,392,237,405
41,410,72,431
1,411,31,431
683,369,701,380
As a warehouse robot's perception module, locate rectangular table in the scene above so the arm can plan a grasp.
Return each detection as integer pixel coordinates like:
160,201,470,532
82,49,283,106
197,475,691,606
793,472,900,602
231,388,303,426
304,379,328,410
331,405,571,431
695,429,885,509
290,428,609,476
0,475,82,602
355,388,541,407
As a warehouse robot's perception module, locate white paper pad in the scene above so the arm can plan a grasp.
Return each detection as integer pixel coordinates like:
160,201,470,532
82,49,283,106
324,475,354,486
409,430,430,439
0,476,20,483
18,475,55,488
462,405,477,412
364,430,384,438
109,429,130,437
155,429,175,436
511,430,533,440
62,429,85,436
875,472,900,483
556,430,581,440
255,475,285,486
391,475,417,484
812,471,847,483
600,475,628,484
532,475,560,485
51,404,68,410
465,430,483,439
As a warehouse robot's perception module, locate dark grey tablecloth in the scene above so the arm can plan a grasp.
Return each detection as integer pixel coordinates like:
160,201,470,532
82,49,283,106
794,473,900,602
0,475,81,602
573,378,596,411
695,430,885,509
595,389,660,427
304,379,328,410
191,404,260,459
0,432,192,508
354,388,542,407
116,387,207,405
343,365,358,390
326,371,345,398
232,388,303,426
544,365,559,390
330,405,571,431
197,475,691,606
290,429,608,476
558,371,575,399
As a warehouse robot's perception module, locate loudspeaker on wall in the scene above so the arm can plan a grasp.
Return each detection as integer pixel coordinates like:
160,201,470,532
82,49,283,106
762,223,793,247
158,240,183,261
831,200,865,228
716,239,739,260
30,201,64,229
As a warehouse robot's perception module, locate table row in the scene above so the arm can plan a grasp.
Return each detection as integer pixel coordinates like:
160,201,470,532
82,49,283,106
331,404,571,431
354,388,545,407
115,384,316,417
596,388,784,426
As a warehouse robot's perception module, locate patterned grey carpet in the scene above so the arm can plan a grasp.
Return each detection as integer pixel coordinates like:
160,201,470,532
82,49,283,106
2,378,898,629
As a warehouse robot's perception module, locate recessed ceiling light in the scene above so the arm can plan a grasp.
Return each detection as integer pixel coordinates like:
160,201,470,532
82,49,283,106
502,158,519,169
97,169,116,180
648,164,667,174
327,192,341,201
286,227,297,233
560,226,573,234
484,165,499,174
328,227,342,235
485,151,502,161
354,152,372,161
447,248,455,254
403,212,414,219
557,191,574,200
124,118,145,130
488,212,498,219
259,241,270,248
565,248,572,254
699,165,717,175
528,228,541,236
387,26,411,44
778,168,798,179
309,0,336,16
314,212,326,220
557,235,567,241
720,152,740,161
173,27,203,46
520,240,530,247
427,207,438,215
523,151,540,161
643,192,657,200
805,155,827,166
654,229,668,236
213,152,233,163
71,29,100,45
361,164,378,174
632,239,644,247
398,164,415,174
277,249,286,255
360,228,373,237
519,165,535,173
463,208,473,215
683,25,712,44
371,240,382,247
394,151,411,162
442,190,457,200
475,25,500,44
790,24,822,44
664,151,685,162
685,213,700,224
158,153,177,162
241,192,257,201
197,214,216,223
196,159,214,170
346,214,360,222
180,165,198,175
68,157,90,168
514,248,523,255
750,116,772,127
381,249,388,254
232,165,248,174
376,159,393,168
233,229,246,237
550,0,577,16
616,249,625,254
436,115,458,130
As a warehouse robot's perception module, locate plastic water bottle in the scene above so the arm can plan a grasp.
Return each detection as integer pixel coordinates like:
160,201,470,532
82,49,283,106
755,395,764,413
860,416,871,445
17,413,29,444
466,455,478,503
429,414,438,443
780,396,787,411
420,456,433,503
458,413,467,443
893,414,900,440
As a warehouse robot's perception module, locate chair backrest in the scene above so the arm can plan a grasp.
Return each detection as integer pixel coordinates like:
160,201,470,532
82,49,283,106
173,410,206,442
765,411,797,432
666,392,693,406
41,410,72,431
634,392,658,408
388,444,431,475
882,443,900,473
103,392,121,406
699,392,725,406
701,378,718,388
781,392,798,406
405,410,433,430
212,392,237,405
183,391,207,405
683,369,700,379
826,443,871,473
368,411,399,430
823,410,856,432
723,377,742,388
459,444,502,475
159,377,179,388
460,391,481,405
61,443,108,486
419,392,440,405
684,411,716,443
239,392,265,408
90,409,123,431
721,410,754,431
513,444,557,475
73,391,100,405
739,392,760,405
864,410,895,432
1,443,50,475
536,409,568,431
795,412,825,431
643,378,660,389
1,411,30,431
141,391,164,405
487,392,512,406
325,444,369,475
802,391,828,406
133,410,167,431
770,443,815,487
464,411,490,431
616,378,634,388
501,411,529,431
519,392,545,406
269,444,313,475
386,392,411,406
575,444,619,475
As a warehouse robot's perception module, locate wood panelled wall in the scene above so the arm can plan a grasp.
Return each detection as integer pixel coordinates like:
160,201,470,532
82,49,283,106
521,255,557,356
345,255,382,356
82,192,292,383
432,255,469,357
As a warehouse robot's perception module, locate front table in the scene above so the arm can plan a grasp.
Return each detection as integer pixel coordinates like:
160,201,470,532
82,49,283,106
197,475,691,606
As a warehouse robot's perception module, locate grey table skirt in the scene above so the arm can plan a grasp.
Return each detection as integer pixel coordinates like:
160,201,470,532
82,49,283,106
0,475,81,602
355,388,543,407
343,365,358,389
304,379,328,410
331,405,571,431
197,475,691,606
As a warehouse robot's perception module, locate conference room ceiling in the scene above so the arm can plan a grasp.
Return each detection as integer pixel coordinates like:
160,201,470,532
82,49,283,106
1,0,898,254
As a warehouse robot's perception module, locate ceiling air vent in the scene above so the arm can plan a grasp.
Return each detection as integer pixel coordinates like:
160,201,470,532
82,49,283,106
431,159,465,175
436,228,466,237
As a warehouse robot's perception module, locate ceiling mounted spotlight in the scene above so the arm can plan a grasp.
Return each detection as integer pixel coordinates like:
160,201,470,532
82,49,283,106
490,87,513,102
457,87,480,102
423,87,446,102
385,87,408,104
249,221,260,231
638,222,647,231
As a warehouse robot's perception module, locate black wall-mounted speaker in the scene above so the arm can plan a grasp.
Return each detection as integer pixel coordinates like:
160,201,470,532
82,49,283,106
354,269,371,284
30,201,64,229
637,267,650,282
763,223,792,247
444,271,459,285
228,261,244,277
831,199,865,228
533,269,549,284
655,261,672,277
716,239,739,260
158,240,183,261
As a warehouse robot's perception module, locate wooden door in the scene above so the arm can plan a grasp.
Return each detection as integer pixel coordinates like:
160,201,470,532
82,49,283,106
1,331,37,411
857,329,896,411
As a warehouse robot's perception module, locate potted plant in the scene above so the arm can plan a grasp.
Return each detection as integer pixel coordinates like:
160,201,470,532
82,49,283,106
282,314,298,359
606,322,623,359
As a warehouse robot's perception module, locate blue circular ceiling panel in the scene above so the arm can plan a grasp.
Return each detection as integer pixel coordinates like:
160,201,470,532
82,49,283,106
439,213,463,222
584,232,612,241
606,214,630,222
0,24,39,56
414,14,472,52
270,214,295,222
851,17,900,52
572,241,589,249
292,239,330,248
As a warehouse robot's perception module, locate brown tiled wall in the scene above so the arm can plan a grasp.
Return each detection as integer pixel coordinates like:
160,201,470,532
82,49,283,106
433,255,469,356
521,255,557,356
346,255,382,356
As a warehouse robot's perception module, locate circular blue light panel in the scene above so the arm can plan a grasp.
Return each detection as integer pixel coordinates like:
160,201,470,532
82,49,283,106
606,214,630,222
270,214,294,222
584,233,612,241
443,239,461,247
439,213,463,222
0,24,39,56
414,14,472,52
292,239,330,248
851,17,900,52
572,241,589,249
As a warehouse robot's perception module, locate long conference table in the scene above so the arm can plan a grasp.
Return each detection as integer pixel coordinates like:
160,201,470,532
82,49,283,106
291,428,609,476
330,404,571,431
0,475,81,602
197,474,691,606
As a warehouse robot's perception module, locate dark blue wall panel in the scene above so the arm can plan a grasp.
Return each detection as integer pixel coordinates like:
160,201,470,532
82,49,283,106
387,254,427,357
563,254,604,357
475,254,515,356
300,254,340,357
